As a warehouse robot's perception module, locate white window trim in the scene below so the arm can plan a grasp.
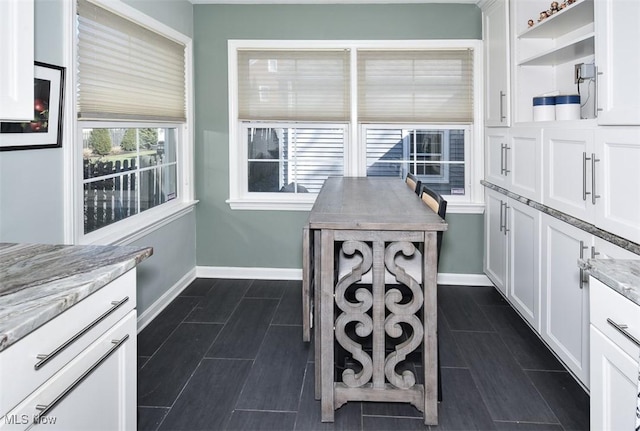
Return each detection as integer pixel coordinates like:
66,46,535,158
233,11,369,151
67,0,197,246
227,39,484,214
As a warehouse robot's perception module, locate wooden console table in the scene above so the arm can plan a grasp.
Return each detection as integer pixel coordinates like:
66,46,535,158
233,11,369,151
306,177,447,425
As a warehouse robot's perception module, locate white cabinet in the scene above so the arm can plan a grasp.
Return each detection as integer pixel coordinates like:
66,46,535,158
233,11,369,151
484,188,508,296
485,127,542,201
542,127,595,222
0,0,34,121
484,188,541,330
482,0,510,126
541,214,591,387
485,129,509,187
589,276,640,430
595,0,640,125
508,199,540,330
594,128,640,244
0,270,137,430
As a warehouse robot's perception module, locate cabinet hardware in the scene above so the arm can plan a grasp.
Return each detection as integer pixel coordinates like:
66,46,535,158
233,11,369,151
591,246,600,259
595,67,603,115
503,204,510,236
500,144,506,175
499,200,504,232
582,152,591,201
504,145,511,175
34,335,129,421
34,297,129,370
606,318,640,347
499,91,506,121
578,241,588,288
591,153,601,204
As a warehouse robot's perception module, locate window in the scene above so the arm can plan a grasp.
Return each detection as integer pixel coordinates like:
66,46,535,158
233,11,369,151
75,0,194,243
228,41,482,212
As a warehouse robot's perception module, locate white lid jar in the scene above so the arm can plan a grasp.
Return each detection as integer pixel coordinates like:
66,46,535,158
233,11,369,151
533,96,556,122
555,95,581,120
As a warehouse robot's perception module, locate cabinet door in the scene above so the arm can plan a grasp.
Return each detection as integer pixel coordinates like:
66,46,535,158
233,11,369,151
590,326,638,431
508,127,541,201
484,188,508,296
594,128,640,244
595,0,640,125
485,129,509,187
541,215,591,387
508,199,540,331
543,128,595,222
0,0,34,120
483,0,510,126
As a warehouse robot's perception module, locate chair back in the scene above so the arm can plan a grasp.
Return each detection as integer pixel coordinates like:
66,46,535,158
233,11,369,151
419,184,447,261
405,172,421,195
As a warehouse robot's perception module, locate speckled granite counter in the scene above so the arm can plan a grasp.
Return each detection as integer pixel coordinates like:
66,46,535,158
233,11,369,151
0,243,152,352
579,258,640,307
481,180,640,255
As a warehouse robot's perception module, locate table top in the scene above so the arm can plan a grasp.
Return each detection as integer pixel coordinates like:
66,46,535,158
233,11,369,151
308,177,448,231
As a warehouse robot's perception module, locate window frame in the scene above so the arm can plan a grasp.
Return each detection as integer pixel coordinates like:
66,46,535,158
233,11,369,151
70,0,196,246
227,39,484,214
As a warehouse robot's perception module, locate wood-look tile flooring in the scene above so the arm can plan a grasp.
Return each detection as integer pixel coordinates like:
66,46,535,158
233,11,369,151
137,279,589,430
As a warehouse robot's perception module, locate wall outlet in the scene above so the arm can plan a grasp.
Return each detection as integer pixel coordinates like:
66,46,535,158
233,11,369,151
575,62,596,83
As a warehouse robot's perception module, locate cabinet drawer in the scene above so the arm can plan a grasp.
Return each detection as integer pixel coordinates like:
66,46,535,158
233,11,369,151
590,276,640,359
0,311,136,430
0,270,136,416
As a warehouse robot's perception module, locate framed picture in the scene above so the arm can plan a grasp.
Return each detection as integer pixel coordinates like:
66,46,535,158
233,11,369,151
0,62,65,151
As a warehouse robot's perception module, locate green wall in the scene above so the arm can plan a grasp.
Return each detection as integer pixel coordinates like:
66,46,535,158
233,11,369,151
194,3,484,273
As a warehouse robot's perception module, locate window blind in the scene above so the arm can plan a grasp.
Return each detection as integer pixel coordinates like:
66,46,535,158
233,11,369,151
357,49,474,123
237,50,350,122
77,0,186,122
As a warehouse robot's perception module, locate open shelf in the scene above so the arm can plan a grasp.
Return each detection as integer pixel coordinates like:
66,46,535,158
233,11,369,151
518,0,594,39
519,33,594,66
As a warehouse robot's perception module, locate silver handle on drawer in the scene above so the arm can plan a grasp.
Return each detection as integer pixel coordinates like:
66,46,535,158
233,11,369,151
34,335,129,421
34,297,129,370
500,144,506,175
591,153,601,205
500,91,506,122
504,145,511,175
607,318,640,348
499,200,504,232
503,204,510,235
582,152,591,201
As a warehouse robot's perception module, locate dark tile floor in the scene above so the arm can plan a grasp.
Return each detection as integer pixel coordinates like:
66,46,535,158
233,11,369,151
137,279,589,431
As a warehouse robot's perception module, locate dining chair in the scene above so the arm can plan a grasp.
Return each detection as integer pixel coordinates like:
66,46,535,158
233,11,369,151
405,172,422,196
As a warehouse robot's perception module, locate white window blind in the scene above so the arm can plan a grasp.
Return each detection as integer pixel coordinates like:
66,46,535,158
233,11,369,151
77,0,186,122
237,50,350,122
357,49,474,123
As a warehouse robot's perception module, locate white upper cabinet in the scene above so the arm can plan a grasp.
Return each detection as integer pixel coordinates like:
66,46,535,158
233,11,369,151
482,0,511,126
595,0,640,125
0,0,34,121
594,128,640,244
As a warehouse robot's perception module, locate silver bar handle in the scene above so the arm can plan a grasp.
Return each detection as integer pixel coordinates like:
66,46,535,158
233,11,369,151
499,91,506,122
503,203,510,236
596,66,603,116
34,335,129,421
607,318,640,347
582,152,591,201
499,200,504,232
591,153,601,205
500,144,506,175
578,241,588,288
35,297,129,370
591,246,600,259
504,145,511,175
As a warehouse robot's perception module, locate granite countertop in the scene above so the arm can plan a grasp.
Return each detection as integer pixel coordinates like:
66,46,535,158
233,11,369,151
579,258,640,307
0,243,153,353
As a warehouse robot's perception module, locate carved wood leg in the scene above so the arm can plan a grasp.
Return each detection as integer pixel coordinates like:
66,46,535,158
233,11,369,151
320,229,335,422
422,231,438,425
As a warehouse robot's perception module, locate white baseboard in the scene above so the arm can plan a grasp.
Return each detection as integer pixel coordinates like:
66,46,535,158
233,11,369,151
196,266,302,280
137,267,197,333
196,265,492,286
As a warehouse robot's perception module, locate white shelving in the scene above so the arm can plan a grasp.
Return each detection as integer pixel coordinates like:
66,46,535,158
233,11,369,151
518,0,594,39
519,33,593,66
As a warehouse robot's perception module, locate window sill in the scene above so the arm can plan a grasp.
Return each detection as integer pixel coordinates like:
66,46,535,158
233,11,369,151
79,200,199,246
227,197,484,214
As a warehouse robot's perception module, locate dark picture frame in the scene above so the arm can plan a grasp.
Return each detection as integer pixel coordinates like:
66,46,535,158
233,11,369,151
0,62,65,151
